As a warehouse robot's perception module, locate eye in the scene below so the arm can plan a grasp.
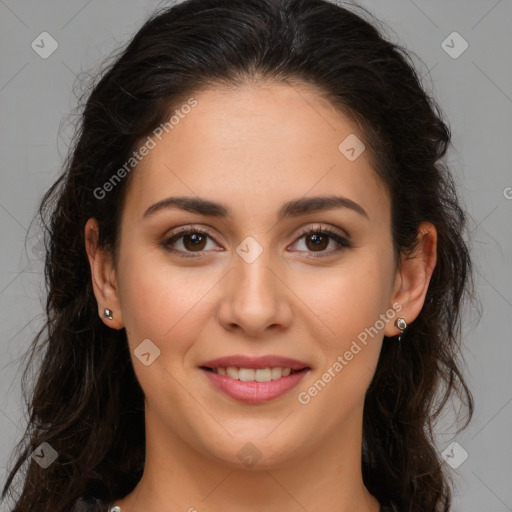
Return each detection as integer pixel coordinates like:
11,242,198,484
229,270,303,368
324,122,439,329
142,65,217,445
289,225,351,258
160,226,221,258
160,224,352,259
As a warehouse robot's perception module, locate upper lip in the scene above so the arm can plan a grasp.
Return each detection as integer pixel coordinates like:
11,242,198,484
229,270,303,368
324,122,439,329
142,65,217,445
200,354,310,370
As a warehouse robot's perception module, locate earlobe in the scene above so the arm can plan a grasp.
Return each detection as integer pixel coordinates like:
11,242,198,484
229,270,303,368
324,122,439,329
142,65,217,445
385,222,437,338
84,218,125,330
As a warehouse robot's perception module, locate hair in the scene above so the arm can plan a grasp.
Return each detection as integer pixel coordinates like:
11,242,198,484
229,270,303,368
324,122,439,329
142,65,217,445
2,0,476,511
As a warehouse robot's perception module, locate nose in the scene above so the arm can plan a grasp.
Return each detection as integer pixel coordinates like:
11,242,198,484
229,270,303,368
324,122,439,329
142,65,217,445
216,244,293,338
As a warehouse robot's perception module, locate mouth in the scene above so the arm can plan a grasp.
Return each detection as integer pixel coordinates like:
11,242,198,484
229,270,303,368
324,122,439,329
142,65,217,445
200,366,308,382
198,355,311,404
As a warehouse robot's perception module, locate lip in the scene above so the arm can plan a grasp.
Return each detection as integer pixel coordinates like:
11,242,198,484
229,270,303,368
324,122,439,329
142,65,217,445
201,367,310,404
199,354,311,404
200,354,310,371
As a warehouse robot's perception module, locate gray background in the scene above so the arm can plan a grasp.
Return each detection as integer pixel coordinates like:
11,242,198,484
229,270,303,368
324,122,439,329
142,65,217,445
1,1,511,511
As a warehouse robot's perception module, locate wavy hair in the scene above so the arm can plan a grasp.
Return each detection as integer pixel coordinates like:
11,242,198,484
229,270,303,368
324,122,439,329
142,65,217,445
2,0,475,510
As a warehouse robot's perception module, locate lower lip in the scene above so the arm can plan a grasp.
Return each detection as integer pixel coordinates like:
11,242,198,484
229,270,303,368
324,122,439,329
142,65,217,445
201,368,310,404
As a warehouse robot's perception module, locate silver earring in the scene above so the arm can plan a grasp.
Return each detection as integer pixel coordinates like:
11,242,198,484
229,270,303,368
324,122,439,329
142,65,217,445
103,308,113,320
395,317,407,341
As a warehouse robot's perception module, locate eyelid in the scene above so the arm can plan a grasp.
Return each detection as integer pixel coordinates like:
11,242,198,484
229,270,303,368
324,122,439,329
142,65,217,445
163,223,349,243
160,224,221,256
290,223,350,243
163,224,217,240
160,223,351,258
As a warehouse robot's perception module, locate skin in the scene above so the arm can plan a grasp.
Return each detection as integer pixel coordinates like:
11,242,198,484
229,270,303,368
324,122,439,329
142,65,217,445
85,80,437,512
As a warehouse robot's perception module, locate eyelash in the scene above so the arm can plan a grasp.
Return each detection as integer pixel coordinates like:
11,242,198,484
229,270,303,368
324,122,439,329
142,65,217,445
160,224,352,259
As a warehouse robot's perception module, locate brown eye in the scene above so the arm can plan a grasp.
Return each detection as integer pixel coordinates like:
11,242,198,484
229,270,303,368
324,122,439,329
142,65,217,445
181,232,207,251
161,225,351,259
161,228,220,258
290,226,351,258
304,232,329,251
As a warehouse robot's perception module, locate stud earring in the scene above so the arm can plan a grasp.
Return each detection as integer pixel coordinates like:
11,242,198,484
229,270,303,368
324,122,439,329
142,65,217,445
103,308,113,320
395,317,407,341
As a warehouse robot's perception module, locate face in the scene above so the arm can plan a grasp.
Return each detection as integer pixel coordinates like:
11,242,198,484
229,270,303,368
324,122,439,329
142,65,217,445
91,81,406,469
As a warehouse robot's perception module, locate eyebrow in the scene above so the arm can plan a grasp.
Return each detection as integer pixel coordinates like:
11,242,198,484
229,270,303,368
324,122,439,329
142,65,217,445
142,194,369,221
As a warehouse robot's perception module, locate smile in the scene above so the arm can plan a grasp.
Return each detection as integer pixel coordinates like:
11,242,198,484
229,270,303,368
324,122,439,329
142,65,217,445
204,366,300,382
200,366,310,404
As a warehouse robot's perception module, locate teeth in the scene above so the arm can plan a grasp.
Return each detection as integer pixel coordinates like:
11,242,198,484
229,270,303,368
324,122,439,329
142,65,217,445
213,367,294,382
238,368,255,381
255,368,271,382
226,367,239,379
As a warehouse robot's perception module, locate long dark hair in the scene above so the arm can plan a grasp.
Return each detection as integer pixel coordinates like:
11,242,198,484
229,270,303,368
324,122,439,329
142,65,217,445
2,1,475,510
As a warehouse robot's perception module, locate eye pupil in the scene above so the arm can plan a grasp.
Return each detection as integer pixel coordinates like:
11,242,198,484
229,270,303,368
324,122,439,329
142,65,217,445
183,233,206,251
306,233,328,251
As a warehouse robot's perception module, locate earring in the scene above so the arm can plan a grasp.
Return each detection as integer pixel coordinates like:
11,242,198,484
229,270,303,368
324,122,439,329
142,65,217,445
395,318,407,341
103,308,113,320
395,317,407,341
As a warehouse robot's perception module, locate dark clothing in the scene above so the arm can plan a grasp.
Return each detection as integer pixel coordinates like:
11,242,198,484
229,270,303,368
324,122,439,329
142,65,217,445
70,496,399,511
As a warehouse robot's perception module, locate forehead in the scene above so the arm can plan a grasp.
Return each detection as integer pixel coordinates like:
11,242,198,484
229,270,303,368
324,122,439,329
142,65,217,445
123,81,390,225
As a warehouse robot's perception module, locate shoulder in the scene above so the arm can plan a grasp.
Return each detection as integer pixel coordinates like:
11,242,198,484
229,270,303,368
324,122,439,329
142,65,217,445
69,496,111,512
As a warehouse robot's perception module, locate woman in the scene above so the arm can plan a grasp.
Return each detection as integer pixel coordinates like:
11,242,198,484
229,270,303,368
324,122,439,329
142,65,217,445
1,0,475,511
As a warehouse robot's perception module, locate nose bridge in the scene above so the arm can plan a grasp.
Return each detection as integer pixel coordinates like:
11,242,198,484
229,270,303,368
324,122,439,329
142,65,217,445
233,236,279,308
217,235,292,334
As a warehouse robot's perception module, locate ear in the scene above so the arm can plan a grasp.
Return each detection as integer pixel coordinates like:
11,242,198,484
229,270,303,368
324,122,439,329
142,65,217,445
84,218,124,330
384,221,437,337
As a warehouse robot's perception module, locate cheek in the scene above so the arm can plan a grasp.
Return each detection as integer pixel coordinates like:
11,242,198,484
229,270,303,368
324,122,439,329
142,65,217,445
116,254,213,409
117,247,217,356
293,261,390,428
292,250,393,413
296,256,392,346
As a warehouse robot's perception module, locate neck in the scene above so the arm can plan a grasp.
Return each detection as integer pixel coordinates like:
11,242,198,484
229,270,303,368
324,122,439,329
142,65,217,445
113,405,380,512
